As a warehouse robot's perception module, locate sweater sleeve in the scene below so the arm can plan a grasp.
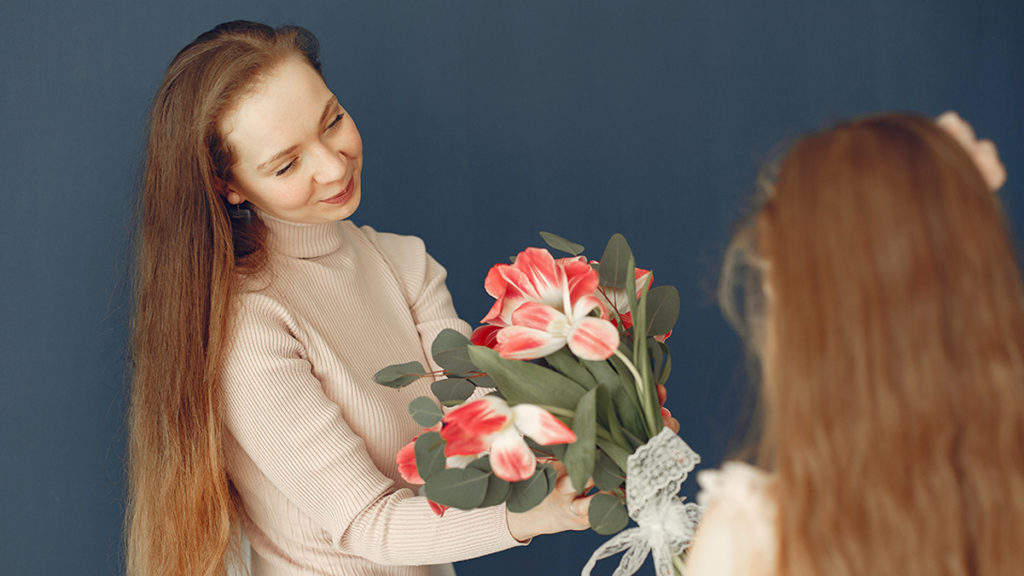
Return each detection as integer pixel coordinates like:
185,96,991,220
222,275,522,567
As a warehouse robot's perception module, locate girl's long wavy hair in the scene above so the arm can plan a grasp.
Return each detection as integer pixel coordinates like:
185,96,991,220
126,21,323,576
720,113,1024,575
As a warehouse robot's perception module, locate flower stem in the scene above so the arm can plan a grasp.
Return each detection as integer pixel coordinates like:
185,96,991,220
612,348,658,435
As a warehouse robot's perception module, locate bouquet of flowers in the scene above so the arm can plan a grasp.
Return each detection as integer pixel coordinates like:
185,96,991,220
375,232,701,575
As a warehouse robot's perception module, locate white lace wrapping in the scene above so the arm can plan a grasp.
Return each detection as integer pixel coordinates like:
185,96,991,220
582,427,702,576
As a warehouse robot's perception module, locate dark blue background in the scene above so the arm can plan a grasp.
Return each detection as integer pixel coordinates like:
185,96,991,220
1,1,1021,574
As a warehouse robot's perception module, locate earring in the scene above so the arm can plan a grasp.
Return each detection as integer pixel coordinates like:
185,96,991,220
229,201,252,225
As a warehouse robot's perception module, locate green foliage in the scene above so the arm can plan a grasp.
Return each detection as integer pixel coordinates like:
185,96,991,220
373,361,426,388
589,493,630,535
539,231,585,256
431,378,475,407
564,389,596,494
430,329,477,375
414,432,446,481
544,348,598,390
592,450,625,491
408,396,444,428
645,285,680,337
467,346,586,411
469,458,514,507
425,467,490,509
598,233,634,289
507,464,557,513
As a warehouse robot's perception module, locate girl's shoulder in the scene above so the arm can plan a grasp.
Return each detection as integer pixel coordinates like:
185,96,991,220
686,462,777,576
696,461,775,518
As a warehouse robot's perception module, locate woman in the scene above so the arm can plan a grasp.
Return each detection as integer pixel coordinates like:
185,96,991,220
687,112,1024,575
126,21,591,576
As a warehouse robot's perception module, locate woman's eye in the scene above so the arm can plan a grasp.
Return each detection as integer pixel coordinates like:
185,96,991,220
326,113,344,131
275,161,296,177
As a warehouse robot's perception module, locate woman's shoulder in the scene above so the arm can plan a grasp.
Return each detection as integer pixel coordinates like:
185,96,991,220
686,462,777,576
696,461,775,516
349,222,427,261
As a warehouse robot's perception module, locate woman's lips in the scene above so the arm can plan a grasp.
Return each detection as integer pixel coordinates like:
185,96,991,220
322,178,354,205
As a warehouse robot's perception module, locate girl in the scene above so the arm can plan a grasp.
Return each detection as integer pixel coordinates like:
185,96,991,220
126,21,591,576
687,112,1024,575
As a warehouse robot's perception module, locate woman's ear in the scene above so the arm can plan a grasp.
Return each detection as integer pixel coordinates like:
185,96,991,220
223,184,245,206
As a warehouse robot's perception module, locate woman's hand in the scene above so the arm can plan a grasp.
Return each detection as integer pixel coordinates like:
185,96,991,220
936,111,1007,191
505,463,592,541
659,384,680,433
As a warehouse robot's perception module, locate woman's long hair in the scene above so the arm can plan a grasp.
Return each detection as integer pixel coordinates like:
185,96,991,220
126,21,322,576
721,113,1024,575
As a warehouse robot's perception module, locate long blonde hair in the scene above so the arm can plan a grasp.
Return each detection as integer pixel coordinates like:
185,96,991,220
126,21,322,576
721,113,1024,575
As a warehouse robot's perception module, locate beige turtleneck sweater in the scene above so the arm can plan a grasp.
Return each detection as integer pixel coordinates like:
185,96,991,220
221,214,522,575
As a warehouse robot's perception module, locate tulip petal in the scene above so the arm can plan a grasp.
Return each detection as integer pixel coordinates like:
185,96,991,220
428,499,449,517
441,398,509,456
511,404,577,445
470,325,502,349
495,326,567,360
510,301,564,331
567,316,620,361
489,428,537,482
514,248,563,305
396,439,423,484
563,258,600,305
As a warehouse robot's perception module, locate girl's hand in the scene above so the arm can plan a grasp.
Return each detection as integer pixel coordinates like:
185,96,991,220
506,464,592,541
936,111,1007,191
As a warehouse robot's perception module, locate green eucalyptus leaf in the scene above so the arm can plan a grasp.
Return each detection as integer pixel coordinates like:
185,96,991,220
506,465,556,513
467,346,585,411
564,389,597,494
430,329,477,375
544,348,597,390
466,374,497,389
645,285,680,337
373,361,426,388
414,432,446,481
592,450,625,491
598,234,634,289
431,378,476,407
408,396,444,428
467,456,492,473
604,355,648,441
657,345,673,388
542,463,558,493
480,473,512,507
526,436,568,461
596,437,632,473
649,339,666,384
424,468,490,509
589,493,630,535
539,231,585,256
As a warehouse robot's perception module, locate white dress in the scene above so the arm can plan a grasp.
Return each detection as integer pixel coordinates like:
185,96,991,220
686,462,778,576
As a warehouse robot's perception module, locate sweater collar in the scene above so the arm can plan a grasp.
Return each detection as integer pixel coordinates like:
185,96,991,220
259,211,345,259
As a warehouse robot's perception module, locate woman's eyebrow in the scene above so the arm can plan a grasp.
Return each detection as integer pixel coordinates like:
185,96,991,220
256,96,340,173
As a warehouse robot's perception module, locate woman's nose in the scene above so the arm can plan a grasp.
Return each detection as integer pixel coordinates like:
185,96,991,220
311,142,346,184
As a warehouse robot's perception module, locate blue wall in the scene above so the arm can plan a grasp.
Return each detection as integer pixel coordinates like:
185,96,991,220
1,1,1021,574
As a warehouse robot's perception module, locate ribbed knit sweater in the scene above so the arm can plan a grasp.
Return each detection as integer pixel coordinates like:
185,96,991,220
221,214,522,575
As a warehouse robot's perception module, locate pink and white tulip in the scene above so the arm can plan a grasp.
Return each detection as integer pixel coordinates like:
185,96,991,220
441,396,577,482
477,247,619,361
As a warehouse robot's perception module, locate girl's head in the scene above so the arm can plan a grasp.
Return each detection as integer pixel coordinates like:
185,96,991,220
130,21,346,576
722,113,1024,574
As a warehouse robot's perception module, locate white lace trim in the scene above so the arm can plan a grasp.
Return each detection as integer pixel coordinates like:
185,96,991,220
582,428,702,576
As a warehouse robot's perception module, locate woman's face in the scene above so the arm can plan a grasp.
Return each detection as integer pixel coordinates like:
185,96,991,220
220,55,363,225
